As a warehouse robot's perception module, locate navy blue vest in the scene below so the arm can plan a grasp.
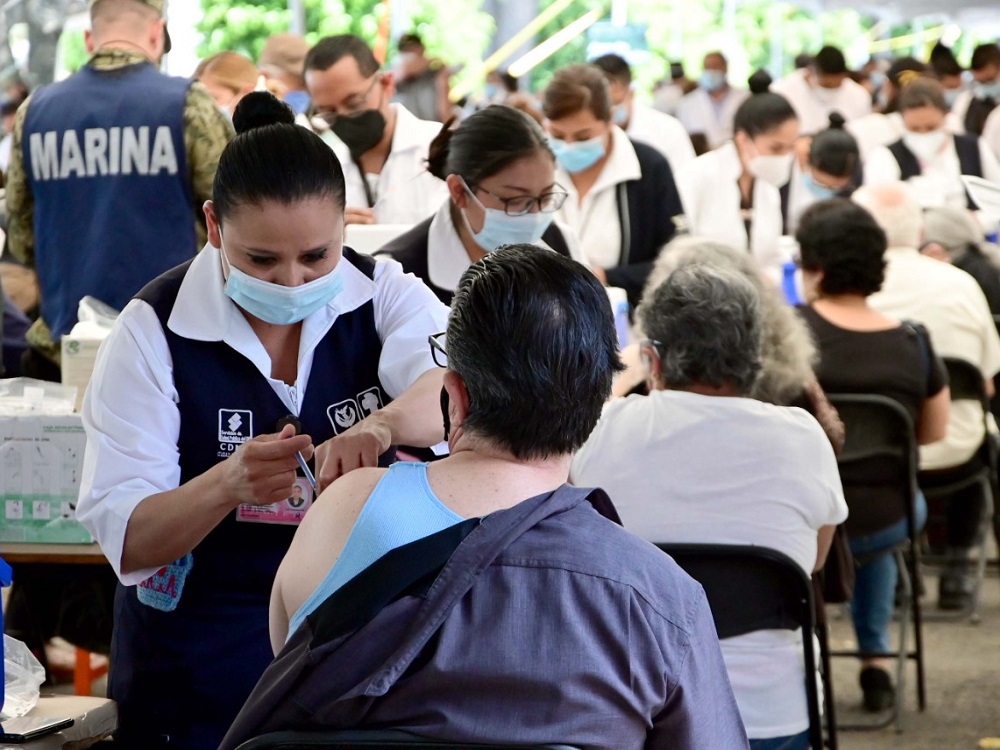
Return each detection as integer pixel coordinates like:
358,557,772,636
887,134,983,210
109,249,392,750
23,62,196,339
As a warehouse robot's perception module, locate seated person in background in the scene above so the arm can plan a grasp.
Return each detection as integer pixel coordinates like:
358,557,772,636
376,105,584,305
196,51,258,117
222,245,749,750
304,34,448,225
795,198,949,711
571,262,847,750
785,112,861,234
771,45,872,135
676,51,750,151
258,33,311,115
921,205,1000,314
863,77,1000,211
544,64,684,309
854,183,1000,611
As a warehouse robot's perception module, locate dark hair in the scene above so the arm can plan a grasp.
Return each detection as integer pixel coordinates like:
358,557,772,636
426,105,552,185
898,77,947,113
930,42,963,78
447,244,624,459
747,68,773,95
591,53,632,86
212,92,346,221
971,43,1000,72
493,70,518,93
809,113,859,178
813,46,848,76
543,64,611,122
884,57,926,113
669,61,685,80
638,264,762,394
397,32,423,52
796,198,887,297
733,92,797,138
704,51,727,69
794,52,813,70
304,35,379,77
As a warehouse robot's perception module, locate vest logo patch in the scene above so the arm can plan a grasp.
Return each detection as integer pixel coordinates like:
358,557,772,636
29,125,179,182
327,399,359,435
218,409,253,444
357,387,384,417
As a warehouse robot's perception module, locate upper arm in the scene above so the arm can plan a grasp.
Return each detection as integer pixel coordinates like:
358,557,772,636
815,524,837,572
372,258,449,397
917,386,951,445
6,97,34,265
183,83,234,205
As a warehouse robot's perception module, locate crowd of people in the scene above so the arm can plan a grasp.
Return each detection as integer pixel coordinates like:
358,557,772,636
2,0,1000,748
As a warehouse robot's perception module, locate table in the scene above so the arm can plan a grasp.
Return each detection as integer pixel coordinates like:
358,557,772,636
0,545,106,566
0,695,117,749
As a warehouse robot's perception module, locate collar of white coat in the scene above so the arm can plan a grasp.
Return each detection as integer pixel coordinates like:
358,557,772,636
716,141,744,180
558,126,642,198
167,244,377,342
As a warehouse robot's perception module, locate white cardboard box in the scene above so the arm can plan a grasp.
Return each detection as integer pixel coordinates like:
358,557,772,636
0,415,92,544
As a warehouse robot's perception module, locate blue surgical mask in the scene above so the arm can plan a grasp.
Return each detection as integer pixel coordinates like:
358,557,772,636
612,103,629,126
549,135,606,173
976,80,1000,100
484,83,500,100
803,171,838,200
700,70,726,93
461,180,554,252
220,238,344,325
944,87,963,108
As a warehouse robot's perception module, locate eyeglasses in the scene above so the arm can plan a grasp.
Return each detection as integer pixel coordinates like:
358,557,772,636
471,184,569,217
428,332,448,368
312,75,382,127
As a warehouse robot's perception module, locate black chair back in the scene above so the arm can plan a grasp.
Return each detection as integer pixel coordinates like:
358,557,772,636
235,730,578,749
942,357,988,408
655,543,823,750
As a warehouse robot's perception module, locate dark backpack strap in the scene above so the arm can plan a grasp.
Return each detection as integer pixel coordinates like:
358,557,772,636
887,140,921,180
779,181,791,235
541,223,571,258
954,134,984,209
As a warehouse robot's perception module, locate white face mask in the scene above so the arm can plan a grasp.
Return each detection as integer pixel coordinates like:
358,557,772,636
902,130,947,163
745,139,794,188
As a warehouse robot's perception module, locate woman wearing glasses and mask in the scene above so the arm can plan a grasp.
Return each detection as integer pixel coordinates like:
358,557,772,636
377,105,586,305
75,93,448,750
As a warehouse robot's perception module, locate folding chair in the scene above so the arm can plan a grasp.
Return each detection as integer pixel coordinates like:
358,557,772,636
826,394,926,732
235,730,578,749
654,543,830,750
918,357,997,623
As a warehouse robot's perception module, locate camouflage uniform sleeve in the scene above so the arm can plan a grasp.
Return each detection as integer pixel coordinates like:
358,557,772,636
6,94,35,267
183,81,233,247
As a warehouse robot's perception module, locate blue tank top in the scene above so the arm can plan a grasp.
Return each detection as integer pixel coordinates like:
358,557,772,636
288,462,465,639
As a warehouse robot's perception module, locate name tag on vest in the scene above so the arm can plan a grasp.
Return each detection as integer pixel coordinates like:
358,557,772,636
236,478,314,526
29,125,179,181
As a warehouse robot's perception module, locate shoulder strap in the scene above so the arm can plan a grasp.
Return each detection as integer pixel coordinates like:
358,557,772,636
541,223,571,258
779,181,791,235
954,134,984,209
887,140,921,180
902,320,932,390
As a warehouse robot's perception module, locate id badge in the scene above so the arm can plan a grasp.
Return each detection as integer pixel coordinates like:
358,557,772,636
237,477,314,525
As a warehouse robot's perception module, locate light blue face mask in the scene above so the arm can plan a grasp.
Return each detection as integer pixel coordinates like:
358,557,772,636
976,80,1000,100
803,171,839,200
944,87,963,108
700,69,726,93
220,237,344,325
549,135,606,173
612,103,629,126
462,180,554,252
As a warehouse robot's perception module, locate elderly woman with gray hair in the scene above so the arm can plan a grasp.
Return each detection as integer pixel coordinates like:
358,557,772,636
572,263,848,750
920,206,1000,314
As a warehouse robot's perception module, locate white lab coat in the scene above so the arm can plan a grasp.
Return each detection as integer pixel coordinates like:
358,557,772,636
675,141,787,283
626,103,695,174
676,87,750,151
771,69,871,135
330,103,449,225
983,107,1000,163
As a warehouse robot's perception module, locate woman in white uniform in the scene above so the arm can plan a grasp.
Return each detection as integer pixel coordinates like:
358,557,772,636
864,77,1000,210
75,93,449,750
543,64,684,308
376,105,584,305
675,91,800,283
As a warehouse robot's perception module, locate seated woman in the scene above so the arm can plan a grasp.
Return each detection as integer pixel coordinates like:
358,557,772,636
795,198,950,712
864,77,1000,210
571,262,848,750
921,205,1000,314
675,90,799,283
543,64,684,308
376,104,584,305
222,245,749,750
196,51,259,117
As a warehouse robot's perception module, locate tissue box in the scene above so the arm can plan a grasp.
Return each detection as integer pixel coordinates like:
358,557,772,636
0,415,92,544
61,336,103,412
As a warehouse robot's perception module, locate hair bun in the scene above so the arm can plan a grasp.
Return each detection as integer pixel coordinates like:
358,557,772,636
827,112,846,129
232,91,295,135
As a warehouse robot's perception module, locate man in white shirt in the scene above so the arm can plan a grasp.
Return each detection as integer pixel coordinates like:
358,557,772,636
676,52,749,151
772,46,872,135
592,53,695,174
854,182,1000,607
572,261,846,747
952,44,1000,137
304,35,449,226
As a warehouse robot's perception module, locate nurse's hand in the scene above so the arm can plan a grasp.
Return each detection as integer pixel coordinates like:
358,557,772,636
314,415,392,491
224,424,315,506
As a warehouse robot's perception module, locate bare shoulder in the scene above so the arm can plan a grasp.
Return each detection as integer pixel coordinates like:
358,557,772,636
298,467,388,538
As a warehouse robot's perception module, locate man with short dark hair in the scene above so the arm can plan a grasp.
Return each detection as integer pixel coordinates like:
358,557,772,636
772,44,872,134
305,34,448,225
6,0,232,381
222,244,749,750
956,43,1000,149
592,53,695,173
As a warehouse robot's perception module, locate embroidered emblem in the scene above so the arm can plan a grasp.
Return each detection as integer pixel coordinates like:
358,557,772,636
218,409,253,444
357,387,384,416
136,554,193,612
327,399,360,435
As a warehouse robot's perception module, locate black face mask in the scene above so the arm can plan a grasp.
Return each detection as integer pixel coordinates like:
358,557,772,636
331,108,387,157
440,386,450,442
